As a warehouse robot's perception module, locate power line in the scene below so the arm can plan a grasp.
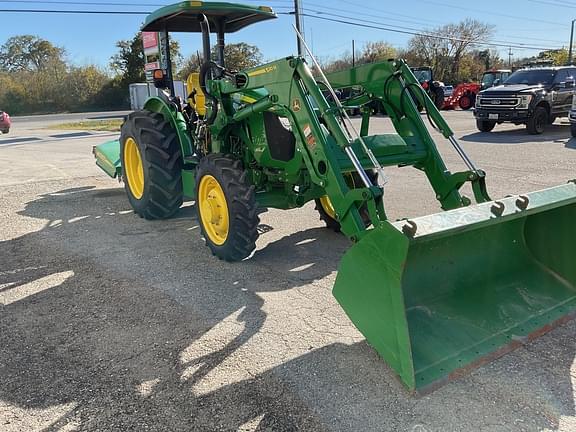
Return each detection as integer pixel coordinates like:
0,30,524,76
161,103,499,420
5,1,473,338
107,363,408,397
410,0,568,26
304,0,443,27
280,12,559,51
301,8,566,48
0,5,562,51
527,0,576,7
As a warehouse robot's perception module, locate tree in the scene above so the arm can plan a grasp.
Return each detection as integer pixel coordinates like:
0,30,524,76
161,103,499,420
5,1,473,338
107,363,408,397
178,51,203,79
111,32,181,86
538,48,568,66
321,51,354,74
408,20,494,82
222,42,262,71
65,66,111,110
178,42,262,79
0,35,65,72
359,41,396,64
475,49,502,70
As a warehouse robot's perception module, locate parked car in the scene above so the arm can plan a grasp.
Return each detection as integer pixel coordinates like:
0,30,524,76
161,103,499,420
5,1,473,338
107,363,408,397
0,111,10,134
474,66,576,134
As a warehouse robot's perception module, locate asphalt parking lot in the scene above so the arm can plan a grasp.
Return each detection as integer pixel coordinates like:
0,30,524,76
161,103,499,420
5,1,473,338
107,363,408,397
0,111,575,432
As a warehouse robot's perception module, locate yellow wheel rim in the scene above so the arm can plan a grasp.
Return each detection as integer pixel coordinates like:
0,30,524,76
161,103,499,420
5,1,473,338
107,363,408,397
124,137,144,199
319,195,337,220
198,175,229,245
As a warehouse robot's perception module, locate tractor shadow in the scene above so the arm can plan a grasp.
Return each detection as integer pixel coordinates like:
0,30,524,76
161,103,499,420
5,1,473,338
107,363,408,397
0,185,342,430
0,185,574,431
461,123,571,144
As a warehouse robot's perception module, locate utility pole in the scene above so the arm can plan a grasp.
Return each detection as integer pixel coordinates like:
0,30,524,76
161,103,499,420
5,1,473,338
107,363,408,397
569,19,576,65
352,39,355,67
508,47,513,67
294,0,303,56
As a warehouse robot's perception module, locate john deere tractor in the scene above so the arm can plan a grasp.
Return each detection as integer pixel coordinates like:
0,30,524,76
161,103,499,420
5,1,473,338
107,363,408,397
94,1,576,393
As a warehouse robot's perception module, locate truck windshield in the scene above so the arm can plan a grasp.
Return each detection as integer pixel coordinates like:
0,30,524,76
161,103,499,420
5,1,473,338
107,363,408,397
504,70,556,86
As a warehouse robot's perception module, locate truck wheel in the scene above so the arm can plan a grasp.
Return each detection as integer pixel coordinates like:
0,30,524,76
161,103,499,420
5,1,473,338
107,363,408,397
459,94,473,110
526,106,547,135
316,171,378,232
1,129,8,134
120,110,183,219
476,119,496,132
196,154,260,262
571,124,576,138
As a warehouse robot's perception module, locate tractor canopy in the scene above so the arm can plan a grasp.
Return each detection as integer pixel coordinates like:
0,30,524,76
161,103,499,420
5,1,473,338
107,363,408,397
142,1,277,33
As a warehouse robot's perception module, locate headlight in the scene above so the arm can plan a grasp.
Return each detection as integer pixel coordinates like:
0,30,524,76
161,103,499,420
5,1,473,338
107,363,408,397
518,94,532,109
572,94,576,109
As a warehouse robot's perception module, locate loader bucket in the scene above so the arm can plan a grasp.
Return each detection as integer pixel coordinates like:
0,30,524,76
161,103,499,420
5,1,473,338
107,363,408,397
333,183,576,393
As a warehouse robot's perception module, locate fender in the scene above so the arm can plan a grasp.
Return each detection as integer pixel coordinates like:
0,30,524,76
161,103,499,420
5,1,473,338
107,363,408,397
143,96,194,158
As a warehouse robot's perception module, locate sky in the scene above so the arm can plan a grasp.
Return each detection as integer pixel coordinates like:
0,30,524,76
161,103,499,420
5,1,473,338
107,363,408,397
0,0,574,71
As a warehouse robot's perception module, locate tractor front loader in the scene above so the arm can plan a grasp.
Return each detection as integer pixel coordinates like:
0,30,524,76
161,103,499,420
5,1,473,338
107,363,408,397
93,2,576,393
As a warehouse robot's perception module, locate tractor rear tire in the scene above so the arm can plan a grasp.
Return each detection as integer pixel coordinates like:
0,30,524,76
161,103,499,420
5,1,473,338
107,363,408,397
120,110,183,220
476,119,496,133
526,106,548,135
196,154,260,262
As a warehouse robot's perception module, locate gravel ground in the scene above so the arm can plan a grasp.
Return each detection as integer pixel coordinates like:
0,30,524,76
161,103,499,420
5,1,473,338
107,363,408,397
0,112,575,431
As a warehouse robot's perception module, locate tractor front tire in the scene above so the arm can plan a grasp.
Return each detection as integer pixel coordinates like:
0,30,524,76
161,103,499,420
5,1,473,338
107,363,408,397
315,197,342,232
476,119,496,133
120,110,183,220
196,154,260,262
315,171,378,232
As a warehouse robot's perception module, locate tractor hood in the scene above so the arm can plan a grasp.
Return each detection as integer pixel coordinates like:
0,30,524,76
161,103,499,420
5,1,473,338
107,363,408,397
142,1,277,33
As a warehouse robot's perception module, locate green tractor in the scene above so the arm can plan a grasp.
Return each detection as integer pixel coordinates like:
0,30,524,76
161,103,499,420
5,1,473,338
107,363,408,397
94,1,576,393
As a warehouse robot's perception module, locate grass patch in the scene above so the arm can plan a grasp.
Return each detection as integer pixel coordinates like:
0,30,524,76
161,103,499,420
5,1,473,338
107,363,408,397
51,119,123,132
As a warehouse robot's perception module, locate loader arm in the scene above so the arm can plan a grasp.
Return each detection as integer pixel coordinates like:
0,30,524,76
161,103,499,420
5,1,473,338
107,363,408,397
327,60,491,207
215,57,494,240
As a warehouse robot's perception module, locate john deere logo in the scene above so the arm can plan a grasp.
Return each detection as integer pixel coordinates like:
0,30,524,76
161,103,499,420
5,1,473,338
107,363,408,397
491,99,501,105
292,99,301,112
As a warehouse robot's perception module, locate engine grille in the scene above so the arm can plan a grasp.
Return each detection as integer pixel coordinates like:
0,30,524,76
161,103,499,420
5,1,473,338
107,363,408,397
477,96,520,109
